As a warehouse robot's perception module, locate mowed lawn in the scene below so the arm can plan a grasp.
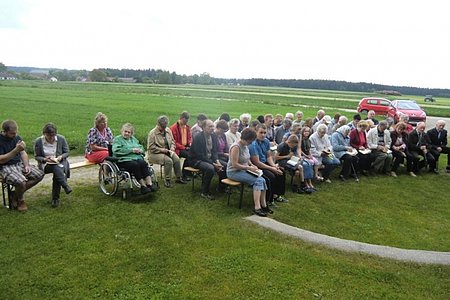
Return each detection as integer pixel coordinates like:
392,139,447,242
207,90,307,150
0,81,449,299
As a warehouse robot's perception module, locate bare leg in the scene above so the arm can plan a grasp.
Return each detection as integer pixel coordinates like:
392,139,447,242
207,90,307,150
259,190,267,208
253,190,262,209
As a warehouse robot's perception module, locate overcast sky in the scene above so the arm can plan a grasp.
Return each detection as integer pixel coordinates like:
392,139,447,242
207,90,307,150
1,0,449,89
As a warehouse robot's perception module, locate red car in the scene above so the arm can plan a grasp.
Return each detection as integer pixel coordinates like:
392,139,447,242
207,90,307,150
387,100,427,125
357,97,391,115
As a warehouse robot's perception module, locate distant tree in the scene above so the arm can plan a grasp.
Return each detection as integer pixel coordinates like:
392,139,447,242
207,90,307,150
89,69,108,82
0,62,7,72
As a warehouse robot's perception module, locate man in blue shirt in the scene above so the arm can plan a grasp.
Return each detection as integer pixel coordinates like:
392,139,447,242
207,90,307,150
249,124,287,205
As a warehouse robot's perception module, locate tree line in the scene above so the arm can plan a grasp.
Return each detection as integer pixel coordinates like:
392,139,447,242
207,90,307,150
4,63,450,97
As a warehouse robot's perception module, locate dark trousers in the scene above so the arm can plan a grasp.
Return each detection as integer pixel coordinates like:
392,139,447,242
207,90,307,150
44,163,69,200
117,159,150,181
431,146,450,168
392,150,414,172
179,149,190,177
356,153,371,172
196,160,227,194
410,151,436,172
339,154,358,178
262,166,286,202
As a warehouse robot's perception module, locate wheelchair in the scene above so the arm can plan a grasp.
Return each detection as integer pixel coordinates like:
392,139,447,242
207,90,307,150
98,156,158,200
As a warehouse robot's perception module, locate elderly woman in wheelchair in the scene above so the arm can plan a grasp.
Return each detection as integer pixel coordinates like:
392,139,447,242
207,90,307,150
108,123,156,195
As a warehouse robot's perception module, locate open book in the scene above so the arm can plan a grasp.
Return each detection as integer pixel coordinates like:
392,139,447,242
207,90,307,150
287,156,300,167
358,149,371,155
246,168,263,177
346,148,358,156
46,157,60,164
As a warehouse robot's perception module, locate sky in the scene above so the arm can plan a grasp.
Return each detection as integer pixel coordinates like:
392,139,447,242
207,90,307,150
1,0,449,89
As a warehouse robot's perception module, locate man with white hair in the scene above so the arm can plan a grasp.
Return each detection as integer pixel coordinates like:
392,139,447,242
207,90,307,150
367,120,393,174
312,109,325,125
408,122,437,174
427,120,450,172
292,111,304,127
238,113,251,132
365,110,379,125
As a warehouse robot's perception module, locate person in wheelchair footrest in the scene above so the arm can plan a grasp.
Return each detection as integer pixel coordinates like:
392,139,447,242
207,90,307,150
112,123,156,194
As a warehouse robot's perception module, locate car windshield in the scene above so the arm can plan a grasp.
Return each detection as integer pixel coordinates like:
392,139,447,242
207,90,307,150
397,101,420,110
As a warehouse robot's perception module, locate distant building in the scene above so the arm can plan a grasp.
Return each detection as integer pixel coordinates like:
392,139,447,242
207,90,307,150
0,73,17,80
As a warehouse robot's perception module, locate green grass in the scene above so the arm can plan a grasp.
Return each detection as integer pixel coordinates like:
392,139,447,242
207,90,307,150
0,80,449,298
1,181,449,299
1,80,450,155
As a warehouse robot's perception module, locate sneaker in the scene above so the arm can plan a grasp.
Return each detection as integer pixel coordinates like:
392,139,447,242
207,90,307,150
390,171,397,177
409,172,417,177
268,201,278,208
301,187,313,194
201,193,215,200
261,206,274,214
175,178,188,184
17,200,28,212
274,196,289,203
324,178,332,183
181,176,191,182
252,208,267,217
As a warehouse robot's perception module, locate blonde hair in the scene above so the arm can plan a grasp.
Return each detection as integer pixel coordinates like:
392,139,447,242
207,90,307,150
94,112,108,127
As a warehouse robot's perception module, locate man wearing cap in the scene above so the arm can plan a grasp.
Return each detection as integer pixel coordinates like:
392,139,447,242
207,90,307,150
312,115,332,134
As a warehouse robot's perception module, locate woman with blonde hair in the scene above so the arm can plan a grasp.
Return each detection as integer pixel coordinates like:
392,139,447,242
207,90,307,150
85,112,113,163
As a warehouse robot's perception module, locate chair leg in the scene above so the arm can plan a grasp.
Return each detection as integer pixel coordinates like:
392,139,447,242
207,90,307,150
238,184,244,209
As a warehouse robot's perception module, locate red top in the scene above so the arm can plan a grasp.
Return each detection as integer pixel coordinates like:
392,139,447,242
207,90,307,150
349,128,367,149
170,121,192,155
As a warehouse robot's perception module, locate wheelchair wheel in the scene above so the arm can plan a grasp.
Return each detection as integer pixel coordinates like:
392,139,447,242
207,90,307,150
99,161,119,196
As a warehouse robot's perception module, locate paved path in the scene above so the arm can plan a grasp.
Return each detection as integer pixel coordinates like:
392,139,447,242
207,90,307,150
245,216,450,265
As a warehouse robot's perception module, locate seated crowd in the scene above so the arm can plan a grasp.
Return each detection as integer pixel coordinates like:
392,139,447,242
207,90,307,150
1,109,449,216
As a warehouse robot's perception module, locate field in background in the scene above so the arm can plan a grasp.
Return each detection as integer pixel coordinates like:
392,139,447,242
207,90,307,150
0,80,449,298
1,80,449,155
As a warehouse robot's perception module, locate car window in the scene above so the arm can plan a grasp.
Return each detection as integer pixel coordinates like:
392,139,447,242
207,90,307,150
398,102,420,109
380,100,390,106
367,99,378,104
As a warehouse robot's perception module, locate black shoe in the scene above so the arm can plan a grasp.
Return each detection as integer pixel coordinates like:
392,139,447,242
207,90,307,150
140,186,151,194
175,178,188,184
63,185,72,194
201,193,215,200
253,208,267,217
51,198,59,208
164,179,172,188
181,176,191,182
147,184,157,192
274,196,289,203
261,206,274,214
300,186,313,194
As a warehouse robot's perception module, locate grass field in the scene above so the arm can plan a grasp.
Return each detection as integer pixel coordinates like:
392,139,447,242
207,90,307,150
0,80,449,298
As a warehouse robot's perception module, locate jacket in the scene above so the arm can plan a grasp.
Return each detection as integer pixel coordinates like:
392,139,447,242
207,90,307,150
170,121,192,155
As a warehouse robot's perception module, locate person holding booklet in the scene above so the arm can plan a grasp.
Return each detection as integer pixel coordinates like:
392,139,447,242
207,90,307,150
227,128,271,217
349,120,371,175
34,123,72,208
309,124,340,183
331,125,359,181
249,124,288,205
275,135,315,193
